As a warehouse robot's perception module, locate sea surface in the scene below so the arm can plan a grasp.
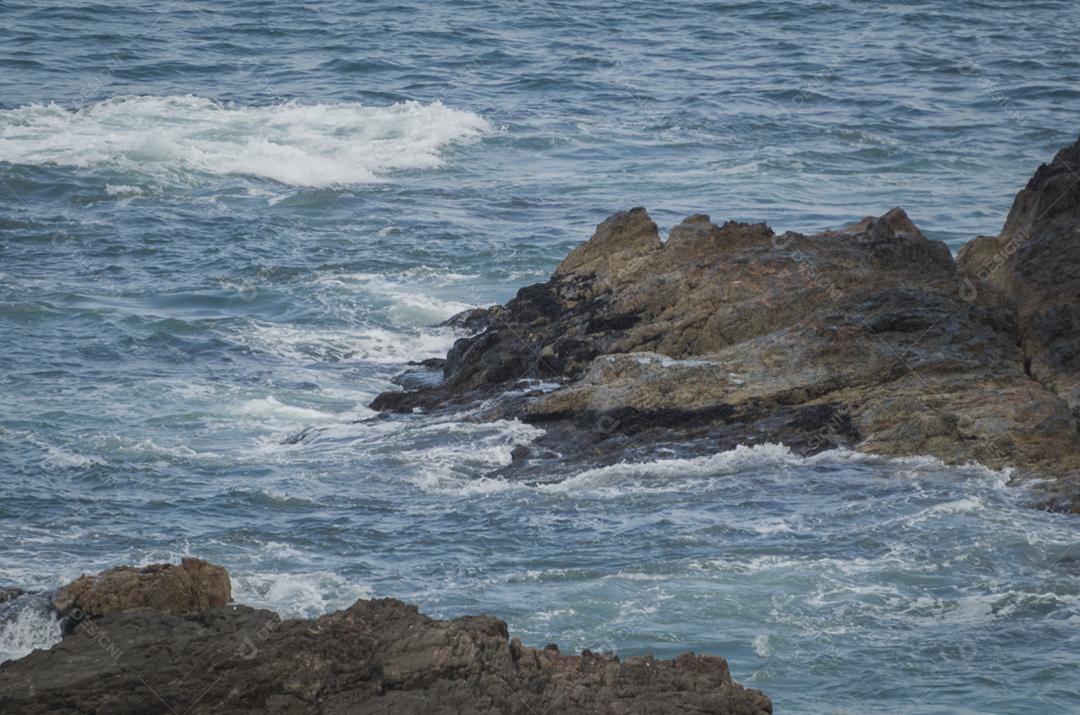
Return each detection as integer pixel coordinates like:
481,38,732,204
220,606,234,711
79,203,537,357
2,1,1079,712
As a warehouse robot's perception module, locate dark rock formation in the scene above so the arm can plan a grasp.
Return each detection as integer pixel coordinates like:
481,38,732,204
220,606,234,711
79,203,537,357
0,588,22,604
0,566,770,715
958,139,1080,415
373,137,1080,510
955,138,1080,508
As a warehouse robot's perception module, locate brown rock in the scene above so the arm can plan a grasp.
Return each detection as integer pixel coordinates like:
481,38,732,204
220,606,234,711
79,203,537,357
52,557,231,619
555,206,664,284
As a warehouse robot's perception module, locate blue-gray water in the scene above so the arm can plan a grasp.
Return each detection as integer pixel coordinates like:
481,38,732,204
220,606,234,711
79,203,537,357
1,1,1079,711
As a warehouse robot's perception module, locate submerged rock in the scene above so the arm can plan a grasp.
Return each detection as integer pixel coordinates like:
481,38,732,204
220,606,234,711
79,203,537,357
0,564,771,715
373,137,1080,510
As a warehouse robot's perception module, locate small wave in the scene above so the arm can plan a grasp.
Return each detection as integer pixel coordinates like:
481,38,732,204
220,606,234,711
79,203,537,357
231,570,372,619
403,419,547,496
241,322,461,365
18,431,106,470
108,437,218,462
313,270,480,326
902,590,1080,626
713,160,762,175
0,95,492,187
42,448,104,469
104,183,144,197
533,607,578,622
900,496,987,526
749,518,795,535
538,443,800,494
233,396,337,423
0,596,62,664
535,444,1014,498
605,571,668,582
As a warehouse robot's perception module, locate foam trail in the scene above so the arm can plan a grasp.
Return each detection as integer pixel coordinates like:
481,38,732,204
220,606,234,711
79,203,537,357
539,443,801,494
0,96,493,187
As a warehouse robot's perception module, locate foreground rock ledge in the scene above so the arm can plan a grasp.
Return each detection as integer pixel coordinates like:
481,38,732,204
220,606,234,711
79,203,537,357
372,136,1080,511
0,560,771,715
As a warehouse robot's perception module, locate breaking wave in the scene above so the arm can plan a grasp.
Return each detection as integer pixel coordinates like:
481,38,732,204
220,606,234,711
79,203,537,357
0,95,493,187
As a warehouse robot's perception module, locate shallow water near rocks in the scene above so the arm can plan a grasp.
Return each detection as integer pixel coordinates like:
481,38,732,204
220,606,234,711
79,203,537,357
2,1,1079,711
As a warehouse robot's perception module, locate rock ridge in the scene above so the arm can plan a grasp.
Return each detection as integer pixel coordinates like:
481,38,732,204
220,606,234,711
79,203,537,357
0,560,771,714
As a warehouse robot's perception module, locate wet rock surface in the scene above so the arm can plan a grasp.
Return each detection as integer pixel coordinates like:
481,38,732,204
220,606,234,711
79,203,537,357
0,566,771,715
373,137,1080,510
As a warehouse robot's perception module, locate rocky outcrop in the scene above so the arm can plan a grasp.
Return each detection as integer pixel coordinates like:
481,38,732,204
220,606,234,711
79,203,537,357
52,557,232,620
373,137,1080,510
957,138,1080,418
0,565,770,715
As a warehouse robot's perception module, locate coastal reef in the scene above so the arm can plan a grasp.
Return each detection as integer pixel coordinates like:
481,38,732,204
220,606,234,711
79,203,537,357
373,137,1080,511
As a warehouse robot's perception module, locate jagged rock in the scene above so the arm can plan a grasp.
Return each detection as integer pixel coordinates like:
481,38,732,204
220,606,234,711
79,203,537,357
0,596,771,715
373,137,1080,510
52,557,231,619
958,138,1080,419
0,588,22,604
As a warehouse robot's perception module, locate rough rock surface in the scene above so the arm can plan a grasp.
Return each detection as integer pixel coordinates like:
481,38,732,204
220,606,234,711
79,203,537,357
52,557,232,619
0,595,770,715
373,137,1080,510
958,138,1080,417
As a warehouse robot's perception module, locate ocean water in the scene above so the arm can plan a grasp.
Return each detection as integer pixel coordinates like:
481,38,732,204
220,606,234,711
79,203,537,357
1,0,1079,711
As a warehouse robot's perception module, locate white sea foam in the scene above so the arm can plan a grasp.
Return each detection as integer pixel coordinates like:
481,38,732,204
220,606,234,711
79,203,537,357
749,518,795,535
107,436,219,462
606,571,668,582
313,270,479,326
901,590,1080,626
231,570,372,619
242,322,461,365
402,419,546,495
0,96,493,187
393,437,1008,501
534,443,1016,498
0,599,62,664
104,183,144,197
40,444,105,469
538,443,800,494
233,396,336,423
533,608,578,622
900,496,987,527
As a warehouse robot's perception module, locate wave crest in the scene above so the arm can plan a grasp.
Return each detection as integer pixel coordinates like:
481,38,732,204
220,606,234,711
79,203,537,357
0,95,492,187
